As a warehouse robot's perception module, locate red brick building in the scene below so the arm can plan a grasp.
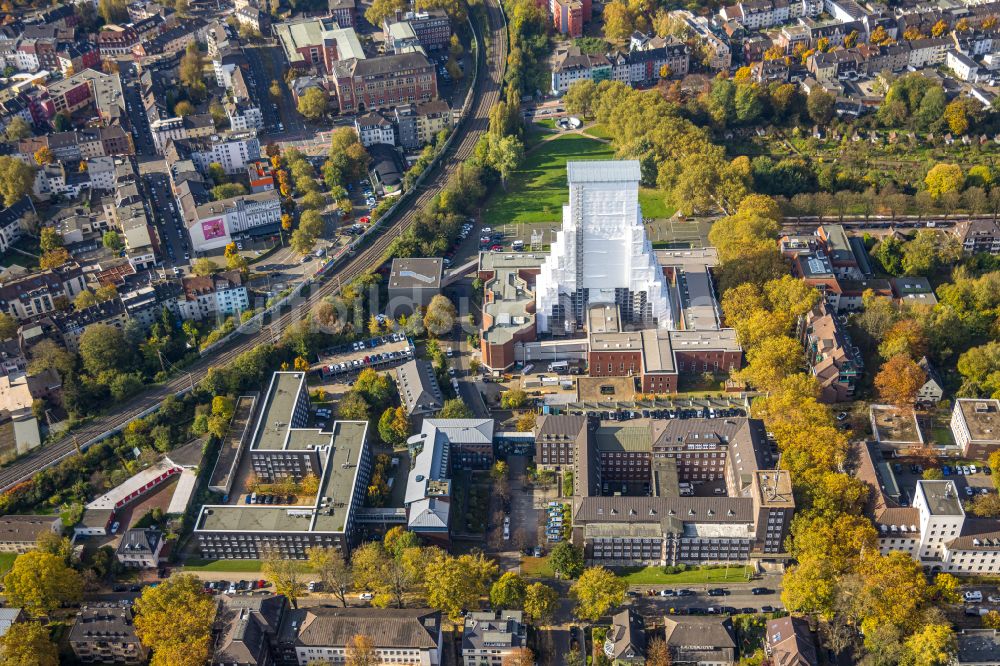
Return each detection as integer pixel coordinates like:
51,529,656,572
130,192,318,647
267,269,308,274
331,52,438,114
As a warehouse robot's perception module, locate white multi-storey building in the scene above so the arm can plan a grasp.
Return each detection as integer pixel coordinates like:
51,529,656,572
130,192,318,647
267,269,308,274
535,161,672,333
950,398,1000,459
871,477,1000,575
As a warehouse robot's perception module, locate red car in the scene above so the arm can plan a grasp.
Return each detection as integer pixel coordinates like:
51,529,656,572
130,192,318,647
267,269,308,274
359,216,370,224
490,244,503,252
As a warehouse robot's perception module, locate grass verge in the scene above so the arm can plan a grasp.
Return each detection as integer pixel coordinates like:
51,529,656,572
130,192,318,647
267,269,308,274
0,552,17,578
182,559,265,573
617,565,755,585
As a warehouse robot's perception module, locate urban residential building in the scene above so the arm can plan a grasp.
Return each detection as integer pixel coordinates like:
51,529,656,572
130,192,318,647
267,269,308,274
462,610,528,665
68,605,149,665
0,514,61,553
115,528,164,568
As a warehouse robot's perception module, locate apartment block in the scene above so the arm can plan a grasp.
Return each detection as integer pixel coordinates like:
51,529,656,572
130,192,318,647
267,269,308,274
69,606,149,665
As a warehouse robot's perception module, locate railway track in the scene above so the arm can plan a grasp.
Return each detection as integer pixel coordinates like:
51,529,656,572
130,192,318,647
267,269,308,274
0,0,508,493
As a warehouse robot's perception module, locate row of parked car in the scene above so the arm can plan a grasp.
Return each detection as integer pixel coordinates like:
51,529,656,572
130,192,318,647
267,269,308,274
945,464,992,476
244,493,295,504
203,580,268,594
546,502,564,543
325,347,414,375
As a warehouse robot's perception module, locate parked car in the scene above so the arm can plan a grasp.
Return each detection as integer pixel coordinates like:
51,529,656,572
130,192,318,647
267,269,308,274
965,591,983,602
707,588,727,596
359,592,374,600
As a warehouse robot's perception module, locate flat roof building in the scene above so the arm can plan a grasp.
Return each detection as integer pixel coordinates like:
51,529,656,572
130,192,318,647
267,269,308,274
951,398,1000,458
387,257,443,316
194,372,372,559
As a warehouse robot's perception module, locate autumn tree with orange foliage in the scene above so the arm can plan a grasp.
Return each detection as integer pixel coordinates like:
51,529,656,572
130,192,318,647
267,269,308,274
875,354,928,406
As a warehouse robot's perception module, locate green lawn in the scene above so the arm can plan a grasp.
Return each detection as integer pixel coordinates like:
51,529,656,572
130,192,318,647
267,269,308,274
617,565,755,585
0,552,17,577
521,556,555,579
639,188,676,219
182,559,265,573
583,123,612,140
482,134,616,227
533,118,558,130
482,134,671,226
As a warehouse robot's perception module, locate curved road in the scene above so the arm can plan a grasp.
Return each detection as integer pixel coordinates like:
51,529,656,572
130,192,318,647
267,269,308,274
0,1,508,493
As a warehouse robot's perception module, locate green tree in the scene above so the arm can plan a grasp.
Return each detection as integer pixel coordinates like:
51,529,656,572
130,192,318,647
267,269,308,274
563,80,598,118
500,389,529,409
438,398,472,418
39,227,63,253
3,551,83,617
212,183,248,200
134,574,216,666
173,100,195,117
0,312,18,340
807,88,835,124
206,162,226,185
78,323,132,375
523,583,559,624
570,566,626,622
4,117,31,143
354,368,394,408
488,135,524,190
423,294,457,336
490,572,527,610
262,550,306,608
550,541,584,578
102,230,123,252
178,42,206,101
378,406,411,445
338,391,371,420
0,621,59,666
297,87,329,120
191,258,219,276
269,80,282,100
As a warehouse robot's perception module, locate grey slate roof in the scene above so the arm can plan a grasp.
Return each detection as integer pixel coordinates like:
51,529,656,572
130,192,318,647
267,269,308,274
285,608,441,649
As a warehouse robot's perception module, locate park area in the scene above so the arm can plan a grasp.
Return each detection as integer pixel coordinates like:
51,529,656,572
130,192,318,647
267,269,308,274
481,134,674,228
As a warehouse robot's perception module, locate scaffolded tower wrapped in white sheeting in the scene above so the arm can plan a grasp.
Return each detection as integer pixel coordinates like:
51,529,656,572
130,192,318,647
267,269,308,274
535,160,673,333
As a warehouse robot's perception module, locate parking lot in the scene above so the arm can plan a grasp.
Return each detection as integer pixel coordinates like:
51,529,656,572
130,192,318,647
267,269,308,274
317,333,415,377
882,456,995,506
